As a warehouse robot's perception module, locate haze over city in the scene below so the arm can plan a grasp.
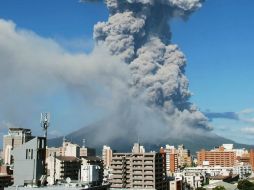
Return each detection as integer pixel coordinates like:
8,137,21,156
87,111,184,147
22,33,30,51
0,0,254,146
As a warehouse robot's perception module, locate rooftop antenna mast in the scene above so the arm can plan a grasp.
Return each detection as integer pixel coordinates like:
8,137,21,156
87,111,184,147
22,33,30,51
40,112,50,139
82,139,86,148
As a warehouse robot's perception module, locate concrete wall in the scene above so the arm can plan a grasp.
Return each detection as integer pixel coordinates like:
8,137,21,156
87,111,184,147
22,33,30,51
12,137,46,186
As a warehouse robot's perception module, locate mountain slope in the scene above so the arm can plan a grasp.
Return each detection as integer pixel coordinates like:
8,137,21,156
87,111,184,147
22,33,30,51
48,120,254,154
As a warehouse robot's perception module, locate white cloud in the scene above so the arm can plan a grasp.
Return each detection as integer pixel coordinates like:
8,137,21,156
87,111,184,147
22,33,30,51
241,127,254,135
0,18,130,133
239,108,254,115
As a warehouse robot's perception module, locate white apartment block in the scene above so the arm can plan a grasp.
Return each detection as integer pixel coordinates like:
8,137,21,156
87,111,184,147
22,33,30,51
81,164,100,184
233,163,252,179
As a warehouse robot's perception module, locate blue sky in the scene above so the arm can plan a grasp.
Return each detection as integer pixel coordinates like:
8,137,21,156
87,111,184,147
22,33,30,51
0,0,254,144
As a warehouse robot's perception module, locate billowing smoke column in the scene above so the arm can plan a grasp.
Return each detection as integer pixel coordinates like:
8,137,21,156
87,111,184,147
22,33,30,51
91,0,210,131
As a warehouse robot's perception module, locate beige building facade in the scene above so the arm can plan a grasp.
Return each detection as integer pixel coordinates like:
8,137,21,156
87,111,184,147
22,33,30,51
3,128,33,165
110,144,167,190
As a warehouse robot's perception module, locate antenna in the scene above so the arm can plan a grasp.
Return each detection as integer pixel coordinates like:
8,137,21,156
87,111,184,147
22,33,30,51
82,139,86,148
40,112,50,139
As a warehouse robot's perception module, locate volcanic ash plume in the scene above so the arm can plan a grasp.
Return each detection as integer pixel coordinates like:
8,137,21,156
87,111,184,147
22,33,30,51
92,0,210,133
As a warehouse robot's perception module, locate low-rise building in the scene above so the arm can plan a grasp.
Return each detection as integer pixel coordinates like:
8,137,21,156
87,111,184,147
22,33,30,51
233,163,252,179
62,141,80,158
46,156,81,184
80,147,96,157
80,156,103,186
169,178,182,190
0,174,12,188
184,166,233,177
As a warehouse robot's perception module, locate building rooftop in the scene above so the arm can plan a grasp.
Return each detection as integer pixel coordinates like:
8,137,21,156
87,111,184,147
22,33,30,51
9,128,31,131
80,156,101,161
55,156,79,161
204,181,238,190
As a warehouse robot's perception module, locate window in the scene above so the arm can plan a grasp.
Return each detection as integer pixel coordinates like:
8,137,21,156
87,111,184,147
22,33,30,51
26,149,34,159
31,149,33,159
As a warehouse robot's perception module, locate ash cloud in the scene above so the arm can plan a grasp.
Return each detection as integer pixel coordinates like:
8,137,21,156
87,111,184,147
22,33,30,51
1,0,212,147
92,0,210,132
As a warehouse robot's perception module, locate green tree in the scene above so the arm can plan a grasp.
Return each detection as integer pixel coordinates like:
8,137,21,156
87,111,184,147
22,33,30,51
237,179,254,190
0,159,3,166
213,186,226,190
196,187,206,190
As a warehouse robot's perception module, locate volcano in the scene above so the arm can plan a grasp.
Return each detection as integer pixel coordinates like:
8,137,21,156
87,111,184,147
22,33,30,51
48,120,254,154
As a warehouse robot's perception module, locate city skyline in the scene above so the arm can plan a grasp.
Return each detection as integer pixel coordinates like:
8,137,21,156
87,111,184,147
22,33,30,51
0,0,254,145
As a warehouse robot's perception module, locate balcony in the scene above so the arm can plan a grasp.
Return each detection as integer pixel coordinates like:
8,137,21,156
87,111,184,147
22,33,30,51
144,171,153,174
144,161,153,165
133,180,143,184
144,175,154,180
112,170,123,174
144,180,154,185
110,179,124,183
111,165,124,169
133,171,142,175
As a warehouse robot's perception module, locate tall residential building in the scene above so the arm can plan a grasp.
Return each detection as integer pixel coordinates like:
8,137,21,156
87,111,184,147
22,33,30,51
3,128,33,165
102,145,112,169
249,149,254,171
170,153,178,173
160,144,192,175
160,145,179,175
110,143,167,189
177,144,192,167
197,145,236,167
12,137,46,186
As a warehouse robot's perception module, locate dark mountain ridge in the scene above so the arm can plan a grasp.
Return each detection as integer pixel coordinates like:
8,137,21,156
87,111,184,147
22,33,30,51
48,120,254,155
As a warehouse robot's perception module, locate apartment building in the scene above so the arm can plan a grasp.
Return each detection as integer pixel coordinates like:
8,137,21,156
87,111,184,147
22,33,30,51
110,143,167,190
102,145,112,169
160,145,178,174
46,155,81,184
197,145,236,167
160,144,192,175
47,139,96,159
177,145,192,167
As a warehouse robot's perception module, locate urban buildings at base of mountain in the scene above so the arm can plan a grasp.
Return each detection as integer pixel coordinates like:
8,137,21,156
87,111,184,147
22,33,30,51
1,127,254,190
